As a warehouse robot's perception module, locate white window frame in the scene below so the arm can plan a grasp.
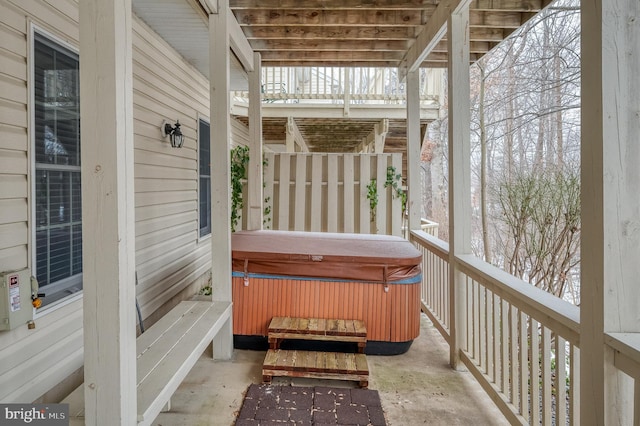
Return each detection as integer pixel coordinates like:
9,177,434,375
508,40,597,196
198,116,212,240
29,24,83,311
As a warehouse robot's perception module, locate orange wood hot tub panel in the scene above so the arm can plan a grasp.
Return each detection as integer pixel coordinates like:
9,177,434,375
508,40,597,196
232,277,420,342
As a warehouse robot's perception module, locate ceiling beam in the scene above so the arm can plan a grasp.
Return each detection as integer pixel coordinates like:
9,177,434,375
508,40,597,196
233,9,431,26
228,8,255,72
230,0,439,9
399,0,473,79
242,26,420,40
248,39,411,51
258,50,405,61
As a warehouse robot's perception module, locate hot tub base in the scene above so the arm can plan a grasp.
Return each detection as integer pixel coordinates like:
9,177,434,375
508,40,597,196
233,335,414,356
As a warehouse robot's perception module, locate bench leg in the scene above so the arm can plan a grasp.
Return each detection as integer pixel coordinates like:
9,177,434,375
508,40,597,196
161,399,171,413
213,315,233,360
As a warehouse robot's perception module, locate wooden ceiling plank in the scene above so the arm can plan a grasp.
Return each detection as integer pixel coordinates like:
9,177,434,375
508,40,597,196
230,0,439,9
232,9,430,26
242,25,420,40
469,10,524,27
469,0,542,11
259,50,405,61
249,39,411,51
262,60,402,67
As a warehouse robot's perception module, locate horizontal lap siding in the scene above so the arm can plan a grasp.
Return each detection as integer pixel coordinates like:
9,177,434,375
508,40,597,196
131,16,212,320
0,0,74,403
232,277,420,342
0,0,216,402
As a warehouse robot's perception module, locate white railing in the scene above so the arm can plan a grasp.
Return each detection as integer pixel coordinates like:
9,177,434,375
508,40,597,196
412,230,451,341
403,218,439,240
605,333,640,422
411,230,581,425
233,66,440,106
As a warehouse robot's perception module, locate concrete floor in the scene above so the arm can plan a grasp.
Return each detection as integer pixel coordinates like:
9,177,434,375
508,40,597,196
153,314,510,426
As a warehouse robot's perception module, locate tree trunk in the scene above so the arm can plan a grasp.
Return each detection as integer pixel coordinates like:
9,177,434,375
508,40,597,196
478,64,492,263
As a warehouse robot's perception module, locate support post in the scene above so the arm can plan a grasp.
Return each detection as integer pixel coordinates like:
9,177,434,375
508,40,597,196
406,71,421,231
285,117,296,152
209,1,233,360
447,5,471,370
79,0,137,424
343,68,351,117
374,119,389,153
581,0,639,423
247,52,263,230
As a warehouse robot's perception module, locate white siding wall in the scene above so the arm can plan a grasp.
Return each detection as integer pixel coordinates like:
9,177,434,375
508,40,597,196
0,0,219,402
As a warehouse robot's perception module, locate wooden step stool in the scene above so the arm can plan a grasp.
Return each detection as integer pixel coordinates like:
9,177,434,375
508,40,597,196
262,349,369,388
262,317,369,388
267,317,367,353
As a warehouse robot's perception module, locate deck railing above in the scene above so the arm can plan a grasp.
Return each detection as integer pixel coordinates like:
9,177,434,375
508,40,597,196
410,230,581,425
233,66,441,106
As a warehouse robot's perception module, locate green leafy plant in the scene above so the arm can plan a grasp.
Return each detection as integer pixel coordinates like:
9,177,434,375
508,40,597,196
230,145,250,232
366,179,378,222
263,155,272,229
384,166,406,213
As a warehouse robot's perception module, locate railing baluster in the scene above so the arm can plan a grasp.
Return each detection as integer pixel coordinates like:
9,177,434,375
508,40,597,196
510,305,519,406
556,336,567,425
501,299,509,395
493,294,501,386
519,310,528,417
473,279,480,361
542,326,552,424
635,379,640,426
479,285,486,373
530,318,541,425
570,345,580,425
487,289,494,382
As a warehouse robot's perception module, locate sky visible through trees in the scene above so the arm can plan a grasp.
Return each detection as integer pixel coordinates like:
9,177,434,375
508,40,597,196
422,0,581,304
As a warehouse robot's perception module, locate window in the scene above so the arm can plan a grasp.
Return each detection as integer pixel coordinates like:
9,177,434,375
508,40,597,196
199,119,211,237
33,32,82,306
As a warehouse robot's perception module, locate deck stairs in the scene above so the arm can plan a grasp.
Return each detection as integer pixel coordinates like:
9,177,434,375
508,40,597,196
262,317,369,388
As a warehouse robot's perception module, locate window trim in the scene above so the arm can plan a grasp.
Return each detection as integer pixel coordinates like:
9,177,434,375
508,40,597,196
29,24,82,312
198,115,212,240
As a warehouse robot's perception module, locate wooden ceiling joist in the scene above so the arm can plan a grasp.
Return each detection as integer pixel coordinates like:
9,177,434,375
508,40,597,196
230,0,543,68
233,10,431,26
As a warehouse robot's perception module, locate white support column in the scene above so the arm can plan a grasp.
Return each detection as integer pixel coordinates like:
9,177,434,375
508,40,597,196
343,68,351,117
79,0,136,424
247,52,263,230
581,0,639,423
406,71,421,231
447,6,471,370
209,1,233,360
285,117,296,152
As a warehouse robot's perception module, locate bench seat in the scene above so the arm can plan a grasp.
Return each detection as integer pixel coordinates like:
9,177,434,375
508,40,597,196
63,300,232,426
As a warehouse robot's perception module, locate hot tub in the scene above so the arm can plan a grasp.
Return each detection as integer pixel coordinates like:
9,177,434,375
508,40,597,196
231,230,422,354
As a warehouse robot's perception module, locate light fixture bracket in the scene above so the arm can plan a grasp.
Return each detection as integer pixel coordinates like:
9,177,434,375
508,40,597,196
161,119,184,148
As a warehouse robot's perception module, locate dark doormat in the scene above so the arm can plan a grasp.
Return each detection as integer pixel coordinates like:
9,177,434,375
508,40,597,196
235,384,387,426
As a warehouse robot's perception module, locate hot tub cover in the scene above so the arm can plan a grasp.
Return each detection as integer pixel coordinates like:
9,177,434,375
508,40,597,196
231,230,422,283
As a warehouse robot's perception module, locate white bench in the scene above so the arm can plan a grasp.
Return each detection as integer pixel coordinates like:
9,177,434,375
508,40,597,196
63,300,232,426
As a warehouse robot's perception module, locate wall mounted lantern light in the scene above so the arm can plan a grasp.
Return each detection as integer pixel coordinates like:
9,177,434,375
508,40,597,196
161,120,184,148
